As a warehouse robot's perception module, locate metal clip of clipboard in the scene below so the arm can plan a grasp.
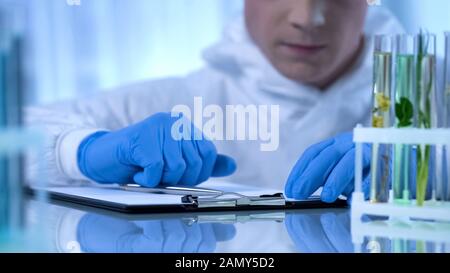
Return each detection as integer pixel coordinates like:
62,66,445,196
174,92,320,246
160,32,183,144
181,211,286,226
181,192,286,209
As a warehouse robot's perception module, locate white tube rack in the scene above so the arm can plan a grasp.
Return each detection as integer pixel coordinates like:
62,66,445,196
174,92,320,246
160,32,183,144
351,126,450,248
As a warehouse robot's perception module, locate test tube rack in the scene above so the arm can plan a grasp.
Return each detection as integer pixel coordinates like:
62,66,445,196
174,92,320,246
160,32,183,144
351,126,450,249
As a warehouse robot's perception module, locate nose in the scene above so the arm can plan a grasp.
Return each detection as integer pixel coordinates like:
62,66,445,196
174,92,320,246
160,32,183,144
288,0,326,30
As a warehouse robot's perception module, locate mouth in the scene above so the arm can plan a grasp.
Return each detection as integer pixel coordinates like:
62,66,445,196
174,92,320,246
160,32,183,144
279,42,327,57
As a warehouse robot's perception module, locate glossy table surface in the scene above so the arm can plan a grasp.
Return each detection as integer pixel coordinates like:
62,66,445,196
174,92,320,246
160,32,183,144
5,197,450,253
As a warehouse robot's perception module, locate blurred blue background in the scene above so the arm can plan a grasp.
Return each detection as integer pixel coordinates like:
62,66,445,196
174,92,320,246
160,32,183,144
2,0,450,104
21,0,243,104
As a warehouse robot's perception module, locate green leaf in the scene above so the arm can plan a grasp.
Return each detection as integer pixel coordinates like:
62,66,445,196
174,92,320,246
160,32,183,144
399,120,412,127
395,97,414,128
402,98,413,120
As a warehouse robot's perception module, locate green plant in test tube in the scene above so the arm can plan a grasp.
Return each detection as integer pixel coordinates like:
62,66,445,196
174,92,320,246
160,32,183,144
393,35,415,203
370,35,392,203
415,32,437,206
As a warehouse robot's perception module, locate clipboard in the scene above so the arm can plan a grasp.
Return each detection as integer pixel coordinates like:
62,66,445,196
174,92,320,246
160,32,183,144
29,181,347,214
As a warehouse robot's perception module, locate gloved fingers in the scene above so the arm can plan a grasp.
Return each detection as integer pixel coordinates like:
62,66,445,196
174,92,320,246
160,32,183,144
345,167,371,205
285,138,335,198
162,220,186,253
285,214,336,253
289,136,354,200
212,223,237,242
212,154,237,177
346,194,353,205
195,139,218,182
342,183,354,205
77,214,139,253
179,140,203,186
180,223,203,253
161,133,187,185
286,133,354,199
117,234,159,253
128,132,165,187
131,220,164,253
284,215,312,253
321,148,355,203
321,143,372,203
362,173,371,200
342,182,354,198
136,220,165,243
320,213,353,253
197,224,216,253
133,161,164,188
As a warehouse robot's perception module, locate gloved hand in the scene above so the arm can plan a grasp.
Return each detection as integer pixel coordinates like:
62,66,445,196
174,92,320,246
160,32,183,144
285,211,353,253
76,214,236,253
285,132,371,203
77,112,237,187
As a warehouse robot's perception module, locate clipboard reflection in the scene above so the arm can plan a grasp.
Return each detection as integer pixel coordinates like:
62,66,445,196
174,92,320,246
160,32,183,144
76,214,236,253
285,211,354,253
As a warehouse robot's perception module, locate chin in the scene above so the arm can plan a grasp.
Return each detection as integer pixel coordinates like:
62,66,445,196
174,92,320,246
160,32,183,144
277,63,323,85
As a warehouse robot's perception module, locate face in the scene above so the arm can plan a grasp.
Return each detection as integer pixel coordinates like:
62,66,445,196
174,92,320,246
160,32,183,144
245,0,368,88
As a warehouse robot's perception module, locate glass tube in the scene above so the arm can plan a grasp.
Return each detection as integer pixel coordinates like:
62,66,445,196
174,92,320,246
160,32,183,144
393,35,415,203
0,5,26,246
414,33,438,206
393,239,409,253
0,5,9,238
370,35,393,203
442,32,450,201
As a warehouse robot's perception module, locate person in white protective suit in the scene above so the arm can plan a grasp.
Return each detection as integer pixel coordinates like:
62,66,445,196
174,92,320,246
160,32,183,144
26,0,404,203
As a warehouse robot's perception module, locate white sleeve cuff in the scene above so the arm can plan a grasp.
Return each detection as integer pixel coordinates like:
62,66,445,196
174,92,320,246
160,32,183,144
56,128,108,181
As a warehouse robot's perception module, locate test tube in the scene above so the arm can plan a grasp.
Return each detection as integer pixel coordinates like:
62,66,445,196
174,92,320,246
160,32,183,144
442,32,450,201
370,35,393,203
0,5,25,242
392,34,415,203
393,238,409,253
0,5,8,236
414,33,438,206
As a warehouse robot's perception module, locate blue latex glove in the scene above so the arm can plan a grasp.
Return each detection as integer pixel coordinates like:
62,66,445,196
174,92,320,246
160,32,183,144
285,212,353,253
77,113,237,187
285,132,371,203
76,214,236,253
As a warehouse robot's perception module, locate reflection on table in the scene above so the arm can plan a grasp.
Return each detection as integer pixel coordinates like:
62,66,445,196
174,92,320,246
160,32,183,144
15,199,450,253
